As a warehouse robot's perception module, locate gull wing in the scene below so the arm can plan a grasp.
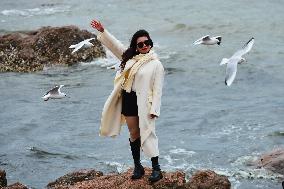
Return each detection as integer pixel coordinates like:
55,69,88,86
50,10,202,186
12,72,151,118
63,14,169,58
58,85,64,93
45,86,59,95
69,44,77,49
70,38,95,49
107,63,120,71
85,37,96,42
225,58,239,86
71,43,84,54
220,58,229,66
232,37,254,58
193,35,210,45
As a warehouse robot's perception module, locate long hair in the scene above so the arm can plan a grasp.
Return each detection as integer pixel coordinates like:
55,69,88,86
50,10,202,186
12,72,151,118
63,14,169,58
120,29,153,71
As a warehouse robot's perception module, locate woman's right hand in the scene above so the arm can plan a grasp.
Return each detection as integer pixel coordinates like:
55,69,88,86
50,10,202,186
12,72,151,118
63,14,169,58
90,19,104,32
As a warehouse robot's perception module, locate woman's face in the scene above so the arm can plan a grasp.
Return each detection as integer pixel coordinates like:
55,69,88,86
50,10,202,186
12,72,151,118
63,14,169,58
136,36,151,54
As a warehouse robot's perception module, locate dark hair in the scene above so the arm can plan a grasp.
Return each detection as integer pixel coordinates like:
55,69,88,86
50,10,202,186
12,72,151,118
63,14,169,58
120,29,153,71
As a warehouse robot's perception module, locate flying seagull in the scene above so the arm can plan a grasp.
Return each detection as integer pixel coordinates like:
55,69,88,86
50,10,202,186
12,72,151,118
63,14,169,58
193,35,222,45
107,63,120,71
69,38,96,54
221,37,255,86
42,85,66,101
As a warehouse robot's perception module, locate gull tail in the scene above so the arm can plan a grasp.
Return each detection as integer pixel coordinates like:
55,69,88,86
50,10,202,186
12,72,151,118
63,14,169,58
225,80,229,86
216,37,222,45
42,96,49,101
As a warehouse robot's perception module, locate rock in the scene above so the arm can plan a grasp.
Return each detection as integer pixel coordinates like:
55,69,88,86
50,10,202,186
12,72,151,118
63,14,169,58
1,182,28,189
47,168,230,189
0,170,7,187
0,26,106,72
257,148,284,175
47,169,103,189
187,170,231,189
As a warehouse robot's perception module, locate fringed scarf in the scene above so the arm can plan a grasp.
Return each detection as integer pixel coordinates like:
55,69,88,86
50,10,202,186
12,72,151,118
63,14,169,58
116,50,158,92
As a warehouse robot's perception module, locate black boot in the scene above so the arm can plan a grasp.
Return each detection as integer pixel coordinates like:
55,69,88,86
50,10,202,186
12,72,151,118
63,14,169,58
149,156,163,182
129,138,145,179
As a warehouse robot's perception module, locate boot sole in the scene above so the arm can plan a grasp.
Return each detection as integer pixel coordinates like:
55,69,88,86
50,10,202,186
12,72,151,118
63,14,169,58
131,169,145,180
149,174,163,183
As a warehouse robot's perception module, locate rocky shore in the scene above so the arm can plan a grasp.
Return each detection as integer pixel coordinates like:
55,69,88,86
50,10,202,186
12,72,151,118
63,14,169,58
0,168,231,189
2,149,284,188
0,26,105,72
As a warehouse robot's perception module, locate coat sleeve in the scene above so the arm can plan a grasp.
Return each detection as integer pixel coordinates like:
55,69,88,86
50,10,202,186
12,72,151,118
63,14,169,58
150,61,165,117
97,30,126,61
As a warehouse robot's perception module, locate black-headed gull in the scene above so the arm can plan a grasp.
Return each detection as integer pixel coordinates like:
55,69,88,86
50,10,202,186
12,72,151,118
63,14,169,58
42,85,66,101
221,37,255,86
193,35,222,45
69,38,96,54
107,63,120,71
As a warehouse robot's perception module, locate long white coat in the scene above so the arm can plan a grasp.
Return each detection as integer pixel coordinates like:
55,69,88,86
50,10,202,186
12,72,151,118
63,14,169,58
97,30,164,158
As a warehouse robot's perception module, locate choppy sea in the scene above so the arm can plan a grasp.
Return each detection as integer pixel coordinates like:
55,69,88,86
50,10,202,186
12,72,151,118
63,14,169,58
1,0,284,188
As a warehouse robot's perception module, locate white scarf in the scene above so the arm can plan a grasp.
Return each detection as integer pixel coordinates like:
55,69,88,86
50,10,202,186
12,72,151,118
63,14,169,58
115,50,158,92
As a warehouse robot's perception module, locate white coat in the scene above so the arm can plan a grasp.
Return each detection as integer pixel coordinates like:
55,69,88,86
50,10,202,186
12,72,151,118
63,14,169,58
97,30,164,158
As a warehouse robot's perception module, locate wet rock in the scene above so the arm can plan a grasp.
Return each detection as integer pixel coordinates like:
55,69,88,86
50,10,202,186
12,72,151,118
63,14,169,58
47,168,230,189
0,169,7,187
0,25,106,72
257,148,284,175
187,170,231,189
1,182,28,189
47,169,103,189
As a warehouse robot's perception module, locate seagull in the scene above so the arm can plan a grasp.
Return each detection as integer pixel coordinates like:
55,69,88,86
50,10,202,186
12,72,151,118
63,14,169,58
107,63,120,71
193,35,222,45
42,85,66,101
220,37,255,86
69,38,96,54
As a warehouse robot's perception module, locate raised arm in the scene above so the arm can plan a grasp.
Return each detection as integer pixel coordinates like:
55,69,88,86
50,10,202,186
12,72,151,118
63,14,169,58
91,19,126,61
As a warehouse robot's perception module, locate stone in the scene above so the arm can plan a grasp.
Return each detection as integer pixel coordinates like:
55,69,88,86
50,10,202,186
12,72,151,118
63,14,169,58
257,148,284,175
187,170,231,189
47,168,230,189
0,170,7,187
0,26,106,72
1,182,28,189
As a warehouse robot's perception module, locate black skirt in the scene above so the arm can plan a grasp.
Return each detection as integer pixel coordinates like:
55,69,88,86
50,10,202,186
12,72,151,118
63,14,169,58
121,90,138,116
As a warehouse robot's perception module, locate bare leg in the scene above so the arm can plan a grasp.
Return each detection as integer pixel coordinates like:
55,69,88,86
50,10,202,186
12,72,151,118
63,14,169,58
126,116,144,179
125,116,140,141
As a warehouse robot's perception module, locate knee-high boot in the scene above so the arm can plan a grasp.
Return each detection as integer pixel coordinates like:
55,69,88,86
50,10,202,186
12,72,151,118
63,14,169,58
129,138,145,179
149,156,163,182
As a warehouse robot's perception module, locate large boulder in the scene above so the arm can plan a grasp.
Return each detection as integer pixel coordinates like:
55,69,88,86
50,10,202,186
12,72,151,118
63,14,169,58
187,170,231,189
47,168,230,189
256,148,284,175
47,169,103,189
0,170,7,187
0,182,28,189
0,26,105,72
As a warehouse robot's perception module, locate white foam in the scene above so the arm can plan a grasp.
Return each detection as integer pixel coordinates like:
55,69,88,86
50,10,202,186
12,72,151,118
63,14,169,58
169,148,196,156
80,49,119,69
164,155,174,164
1,6,70,17
105,161,128,173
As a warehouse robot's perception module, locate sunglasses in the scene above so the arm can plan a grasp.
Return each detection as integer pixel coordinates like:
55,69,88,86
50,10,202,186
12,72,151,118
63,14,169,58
137,40,151,49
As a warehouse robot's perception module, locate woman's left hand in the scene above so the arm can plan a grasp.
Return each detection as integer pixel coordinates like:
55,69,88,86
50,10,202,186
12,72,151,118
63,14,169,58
150,114,158,119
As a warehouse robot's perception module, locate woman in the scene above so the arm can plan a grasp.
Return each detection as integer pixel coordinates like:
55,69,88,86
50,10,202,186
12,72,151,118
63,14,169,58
91,19,164,182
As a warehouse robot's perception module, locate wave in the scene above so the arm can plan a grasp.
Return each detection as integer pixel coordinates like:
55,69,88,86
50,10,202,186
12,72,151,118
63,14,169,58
169,148,196,156
1,6,70,17
80,49,119,68
104,161,129,174
28,146,77,160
